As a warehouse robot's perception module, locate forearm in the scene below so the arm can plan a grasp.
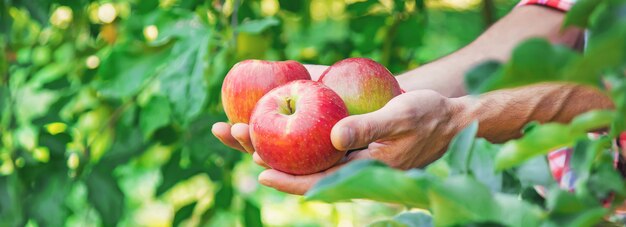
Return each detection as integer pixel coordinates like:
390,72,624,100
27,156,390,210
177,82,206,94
397,6,583,97
453,83,614,143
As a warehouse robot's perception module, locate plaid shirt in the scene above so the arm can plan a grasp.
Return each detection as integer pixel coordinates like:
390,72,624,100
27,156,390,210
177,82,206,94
518,0,626,197
518,0,578,11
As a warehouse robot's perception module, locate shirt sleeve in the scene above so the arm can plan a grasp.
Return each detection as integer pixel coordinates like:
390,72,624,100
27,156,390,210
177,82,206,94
517,0,577,11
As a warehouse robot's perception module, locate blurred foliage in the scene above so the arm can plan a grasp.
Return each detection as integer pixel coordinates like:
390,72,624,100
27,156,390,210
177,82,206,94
0,0,520,226
307,0,626,226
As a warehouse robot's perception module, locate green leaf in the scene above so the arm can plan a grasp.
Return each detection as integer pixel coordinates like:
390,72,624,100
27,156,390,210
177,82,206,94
173,202,197,226
0,174,24,227
465,39,586,94
159,31,209,124
464,61,502,95
140,95,172,139
563,0,603,28
347,0,379,16
243,199,263,227
86,169,125,227
428,176,498,226
97,45,171,98
156,150,202,196
99,125,147,168
26,172,71,227
429,176,544,227
446,121,479,174
237,17,280,34
394,14,425,48
515,156,554,187
495,111,614,170
493,194,544,227
369,211,433,227
278,0,305,12
468,139,503,192
305,160,432,208
545,188,607,226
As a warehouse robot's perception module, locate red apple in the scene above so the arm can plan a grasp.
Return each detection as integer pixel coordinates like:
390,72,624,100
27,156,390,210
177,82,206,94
249,80,349,175
221,60,311,124
319,58,402,115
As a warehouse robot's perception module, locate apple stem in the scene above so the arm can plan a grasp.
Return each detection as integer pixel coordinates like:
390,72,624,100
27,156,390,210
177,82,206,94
286,97,295,114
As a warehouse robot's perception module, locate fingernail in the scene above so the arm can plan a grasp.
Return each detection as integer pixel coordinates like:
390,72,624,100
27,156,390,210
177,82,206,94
258,171,272,187
342,127,355,150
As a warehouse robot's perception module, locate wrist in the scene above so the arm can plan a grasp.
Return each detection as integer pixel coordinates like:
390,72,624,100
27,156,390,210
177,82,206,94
447,95,479,137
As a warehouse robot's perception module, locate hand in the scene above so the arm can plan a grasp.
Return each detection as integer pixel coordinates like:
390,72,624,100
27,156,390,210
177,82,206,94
257,90,469,195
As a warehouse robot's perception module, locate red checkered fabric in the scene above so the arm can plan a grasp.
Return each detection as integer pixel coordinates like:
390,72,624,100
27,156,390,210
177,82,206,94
517,0,578,11
515,0,626,199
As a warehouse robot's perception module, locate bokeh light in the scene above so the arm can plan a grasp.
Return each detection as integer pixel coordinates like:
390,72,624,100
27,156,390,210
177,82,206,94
98,3,117,23
50,6,73,29
86,55,100,69
143,25,159,42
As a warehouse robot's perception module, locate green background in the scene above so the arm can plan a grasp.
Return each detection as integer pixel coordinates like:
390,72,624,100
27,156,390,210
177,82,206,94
0,0,522,226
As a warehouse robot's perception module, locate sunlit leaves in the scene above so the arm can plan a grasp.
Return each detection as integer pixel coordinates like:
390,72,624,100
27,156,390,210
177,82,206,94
495,110,615,170
305,160,432,208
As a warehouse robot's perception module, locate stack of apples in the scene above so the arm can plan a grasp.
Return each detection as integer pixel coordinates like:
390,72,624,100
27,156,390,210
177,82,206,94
221,58,402,175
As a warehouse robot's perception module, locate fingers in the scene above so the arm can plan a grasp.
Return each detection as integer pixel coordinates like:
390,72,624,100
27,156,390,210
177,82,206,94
258,165,340,195
231,123,255,153
212,122,246,152
331,108,404,151
252,152,269,168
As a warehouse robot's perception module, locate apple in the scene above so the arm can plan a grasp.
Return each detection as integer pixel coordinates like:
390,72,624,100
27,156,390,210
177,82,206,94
221,60,311,124
249,80,349,175
319,57,402,115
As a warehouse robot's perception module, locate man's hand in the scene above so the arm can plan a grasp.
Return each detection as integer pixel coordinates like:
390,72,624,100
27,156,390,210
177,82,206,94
255,90,467,195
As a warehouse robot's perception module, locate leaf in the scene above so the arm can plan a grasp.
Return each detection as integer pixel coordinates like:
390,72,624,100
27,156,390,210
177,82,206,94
429,176,544,227
446,121,479,174
468,139,502,192
0,174,24,227
97,45,171,98
26,172,71,227
563,0,603,28
464,61,502,95
99,124,147,168
515,156,554,187
347,0,379,16
278,0,305,12
545,188,607,226
86,168,125,227
156,150,202,196
140,95,172,139
305,160,432,208
159,31,209,124
243,199,263,227
493,194,544,227
428,176,498,226
173,202,197,226
465,39,584,94
369,211,433,227
394,14,425,48
237,17,280,34
495,111,614,170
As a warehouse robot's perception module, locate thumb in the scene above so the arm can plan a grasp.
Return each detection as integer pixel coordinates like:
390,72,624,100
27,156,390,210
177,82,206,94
330,110,399,151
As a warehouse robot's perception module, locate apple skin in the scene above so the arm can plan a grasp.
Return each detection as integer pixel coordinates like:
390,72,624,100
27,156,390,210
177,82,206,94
221,60,311,124
319,58,402,115
249,80,349,175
